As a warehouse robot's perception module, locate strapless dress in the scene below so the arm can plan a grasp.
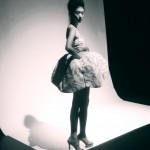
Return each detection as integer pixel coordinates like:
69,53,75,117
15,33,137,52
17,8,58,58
51,37,108,93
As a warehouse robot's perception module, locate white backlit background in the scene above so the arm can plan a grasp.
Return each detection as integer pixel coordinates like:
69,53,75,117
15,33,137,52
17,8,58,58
0,0,150,150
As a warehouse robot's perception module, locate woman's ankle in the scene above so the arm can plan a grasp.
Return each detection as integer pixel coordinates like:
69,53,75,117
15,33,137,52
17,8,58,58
78,133,86,138
70,132,77,138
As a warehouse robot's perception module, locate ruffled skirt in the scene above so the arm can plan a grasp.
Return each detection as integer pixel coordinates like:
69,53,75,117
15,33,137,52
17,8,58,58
51,51,108,93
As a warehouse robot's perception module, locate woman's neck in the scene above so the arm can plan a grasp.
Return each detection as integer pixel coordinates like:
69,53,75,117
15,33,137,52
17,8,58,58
70,20,78,28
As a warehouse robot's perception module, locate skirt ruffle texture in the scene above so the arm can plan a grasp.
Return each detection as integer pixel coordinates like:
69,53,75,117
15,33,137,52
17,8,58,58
51,51,108,93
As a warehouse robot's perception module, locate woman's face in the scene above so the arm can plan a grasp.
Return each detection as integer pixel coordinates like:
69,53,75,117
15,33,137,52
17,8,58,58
74,6,85,23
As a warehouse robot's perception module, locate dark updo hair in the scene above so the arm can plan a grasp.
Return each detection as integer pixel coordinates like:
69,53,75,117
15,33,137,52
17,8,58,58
67,0,85,20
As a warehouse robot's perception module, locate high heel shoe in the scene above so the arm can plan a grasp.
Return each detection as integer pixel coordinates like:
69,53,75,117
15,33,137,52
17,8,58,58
67,134,83,150
77,135,93,148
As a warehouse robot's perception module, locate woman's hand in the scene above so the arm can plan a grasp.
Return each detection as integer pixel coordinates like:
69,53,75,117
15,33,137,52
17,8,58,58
73,38,88,52
74,45,89,52
73,39,89,52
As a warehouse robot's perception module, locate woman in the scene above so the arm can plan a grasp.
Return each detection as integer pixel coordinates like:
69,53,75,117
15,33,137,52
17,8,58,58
51,0,108,149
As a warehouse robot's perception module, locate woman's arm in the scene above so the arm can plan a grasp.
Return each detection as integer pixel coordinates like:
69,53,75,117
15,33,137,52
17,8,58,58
73,38,89,52
65,26,81,59
74,44,90,52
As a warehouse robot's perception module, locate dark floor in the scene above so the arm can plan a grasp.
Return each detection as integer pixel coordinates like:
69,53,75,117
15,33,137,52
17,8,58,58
1,124,150,150
0,129,35,150
90,124,150,150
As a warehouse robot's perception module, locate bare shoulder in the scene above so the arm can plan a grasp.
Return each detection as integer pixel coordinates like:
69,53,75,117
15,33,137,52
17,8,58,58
66,25,76,38
67,24,76,31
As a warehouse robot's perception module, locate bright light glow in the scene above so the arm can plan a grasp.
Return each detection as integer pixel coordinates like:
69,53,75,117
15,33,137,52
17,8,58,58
0,1,150,150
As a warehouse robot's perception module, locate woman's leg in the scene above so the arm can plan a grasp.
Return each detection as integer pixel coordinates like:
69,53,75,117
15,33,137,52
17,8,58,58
68,91,82,149
78,87,90,138
70,91,81,134
69,87,93,148
77,87,93,148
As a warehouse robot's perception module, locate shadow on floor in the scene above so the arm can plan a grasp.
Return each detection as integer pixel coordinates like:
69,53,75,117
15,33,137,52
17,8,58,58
24,115,68,150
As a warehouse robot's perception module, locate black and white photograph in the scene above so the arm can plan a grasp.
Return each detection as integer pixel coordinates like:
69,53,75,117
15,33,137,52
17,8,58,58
0,0,150,150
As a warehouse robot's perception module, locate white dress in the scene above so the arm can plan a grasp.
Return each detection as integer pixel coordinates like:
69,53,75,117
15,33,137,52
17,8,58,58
51,27,108,93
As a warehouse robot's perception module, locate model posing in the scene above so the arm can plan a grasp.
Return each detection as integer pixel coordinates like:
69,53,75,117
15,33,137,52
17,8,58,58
51,0,108,149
